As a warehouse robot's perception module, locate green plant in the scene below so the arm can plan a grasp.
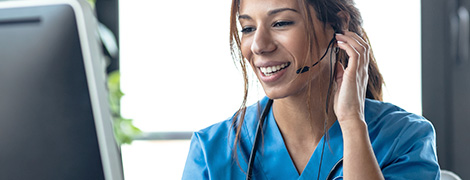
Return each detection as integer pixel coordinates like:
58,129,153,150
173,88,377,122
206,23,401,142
86,0,96,8
108,70,142,145
84,0,138,144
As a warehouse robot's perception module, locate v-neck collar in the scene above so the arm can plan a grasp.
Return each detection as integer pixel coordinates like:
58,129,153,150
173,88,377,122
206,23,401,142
253,103,344,180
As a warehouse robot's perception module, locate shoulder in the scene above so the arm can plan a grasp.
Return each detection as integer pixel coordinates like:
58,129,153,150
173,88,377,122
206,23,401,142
364,99,440,179
364,98,436,148
364,98,435,137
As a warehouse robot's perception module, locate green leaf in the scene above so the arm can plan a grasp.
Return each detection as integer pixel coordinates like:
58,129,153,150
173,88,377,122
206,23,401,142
107,70,142,145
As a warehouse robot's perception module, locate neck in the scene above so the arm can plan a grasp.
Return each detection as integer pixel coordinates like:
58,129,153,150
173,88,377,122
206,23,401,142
272,76,336,144
271,83,337,174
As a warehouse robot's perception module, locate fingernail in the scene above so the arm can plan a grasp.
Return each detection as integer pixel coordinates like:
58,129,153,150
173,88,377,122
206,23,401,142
337,40,345,44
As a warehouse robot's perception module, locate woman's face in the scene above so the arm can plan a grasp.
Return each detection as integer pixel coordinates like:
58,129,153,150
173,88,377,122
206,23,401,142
239,0,332,99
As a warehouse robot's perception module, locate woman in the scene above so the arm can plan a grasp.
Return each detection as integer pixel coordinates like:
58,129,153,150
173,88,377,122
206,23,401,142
183,0,440,179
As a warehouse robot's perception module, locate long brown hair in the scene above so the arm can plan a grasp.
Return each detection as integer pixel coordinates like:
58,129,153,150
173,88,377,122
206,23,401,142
229,0,384,165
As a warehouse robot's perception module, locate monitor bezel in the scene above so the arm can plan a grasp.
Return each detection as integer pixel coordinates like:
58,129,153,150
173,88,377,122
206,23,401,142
0,1,124,179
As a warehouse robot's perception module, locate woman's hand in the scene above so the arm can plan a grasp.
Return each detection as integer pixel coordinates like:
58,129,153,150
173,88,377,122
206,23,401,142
333,31,385,180
333,31,369,126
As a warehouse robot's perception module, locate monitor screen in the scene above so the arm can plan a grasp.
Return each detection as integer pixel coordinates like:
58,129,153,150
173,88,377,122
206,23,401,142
0,1,123,179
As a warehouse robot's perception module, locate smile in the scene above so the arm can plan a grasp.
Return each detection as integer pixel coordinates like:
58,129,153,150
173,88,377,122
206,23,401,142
260,62,291,76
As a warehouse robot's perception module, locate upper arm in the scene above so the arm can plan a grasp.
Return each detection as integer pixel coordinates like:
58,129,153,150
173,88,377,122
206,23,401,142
382,120,441,179
182,133,209,180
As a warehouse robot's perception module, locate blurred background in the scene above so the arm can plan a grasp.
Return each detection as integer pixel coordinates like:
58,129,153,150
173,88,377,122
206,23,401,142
90,0,469,179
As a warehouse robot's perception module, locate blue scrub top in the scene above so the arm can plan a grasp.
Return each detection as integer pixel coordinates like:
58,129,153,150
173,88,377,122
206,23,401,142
183,97,440,179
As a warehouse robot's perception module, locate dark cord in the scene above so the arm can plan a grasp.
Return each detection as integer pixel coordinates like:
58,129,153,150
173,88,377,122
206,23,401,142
296,36,337,74
317,39,337,180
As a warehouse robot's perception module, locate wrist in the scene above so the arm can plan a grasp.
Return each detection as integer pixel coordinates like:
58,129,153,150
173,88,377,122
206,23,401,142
338,118,368,135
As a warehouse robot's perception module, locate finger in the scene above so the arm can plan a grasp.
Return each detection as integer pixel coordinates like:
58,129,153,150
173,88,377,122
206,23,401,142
333,62,344,101
336,33,366,56
345,31,368,48
334,60,345,83
336,34,361,69
343,31,370,66
336,32,370,73
350,33,370,68
336,40,360,71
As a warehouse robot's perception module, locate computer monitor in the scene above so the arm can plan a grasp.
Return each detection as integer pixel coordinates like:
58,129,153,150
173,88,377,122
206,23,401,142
0,0,124,179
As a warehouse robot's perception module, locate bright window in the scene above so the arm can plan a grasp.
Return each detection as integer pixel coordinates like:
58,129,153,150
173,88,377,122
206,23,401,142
355,0,422,115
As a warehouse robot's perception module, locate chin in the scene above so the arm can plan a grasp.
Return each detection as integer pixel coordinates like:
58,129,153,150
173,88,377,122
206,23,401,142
261,81,310,100
263,89,290,100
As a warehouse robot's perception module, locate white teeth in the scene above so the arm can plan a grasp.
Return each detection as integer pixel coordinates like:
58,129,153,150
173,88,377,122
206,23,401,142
260,62,290,76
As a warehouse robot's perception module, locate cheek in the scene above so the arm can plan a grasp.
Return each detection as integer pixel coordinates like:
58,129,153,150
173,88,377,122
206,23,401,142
240,37,253,63
279,30,309,63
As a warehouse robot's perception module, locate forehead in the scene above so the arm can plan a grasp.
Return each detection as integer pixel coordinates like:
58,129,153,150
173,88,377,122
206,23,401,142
239,0,300,15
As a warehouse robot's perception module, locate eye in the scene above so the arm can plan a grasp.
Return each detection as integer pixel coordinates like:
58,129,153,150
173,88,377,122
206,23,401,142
241,26,256,34
272,21,294,28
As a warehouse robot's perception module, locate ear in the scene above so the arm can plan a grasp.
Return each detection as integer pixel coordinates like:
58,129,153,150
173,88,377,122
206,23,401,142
336,11,350,33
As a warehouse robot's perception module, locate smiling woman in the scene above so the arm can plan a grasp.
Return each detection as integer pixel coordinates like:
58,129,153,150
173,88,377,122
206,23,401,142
119,0,426,179
182,0,440,179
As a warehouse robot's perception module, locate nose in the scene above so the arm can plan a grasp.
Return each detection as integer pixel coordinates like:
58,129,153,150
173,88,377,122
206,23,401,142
251,27,277,55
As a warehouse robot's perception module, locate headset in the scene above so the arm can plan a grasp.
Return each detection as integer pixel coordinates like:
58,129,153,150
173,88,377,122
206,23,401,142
245,31,340,180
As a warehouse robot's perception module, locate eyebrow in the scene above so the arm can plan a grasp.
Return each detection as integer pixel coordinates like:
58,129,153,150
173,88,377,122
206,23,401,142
238,8,299,20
